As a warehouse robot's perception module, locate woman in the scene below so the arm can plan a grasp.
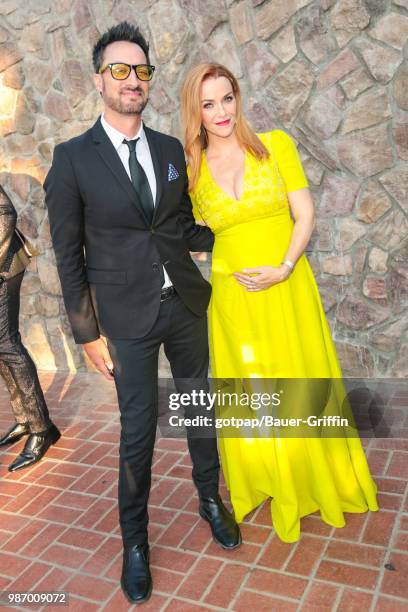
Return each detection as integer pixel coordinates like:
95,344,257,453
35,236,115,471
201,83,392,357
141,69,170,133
180,63,378,542
0,184,60,472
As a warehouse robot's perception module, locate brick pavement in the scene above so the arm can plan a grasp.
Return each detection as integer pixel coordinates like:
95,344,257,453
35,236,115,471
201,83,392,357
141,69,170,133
0,372,407,611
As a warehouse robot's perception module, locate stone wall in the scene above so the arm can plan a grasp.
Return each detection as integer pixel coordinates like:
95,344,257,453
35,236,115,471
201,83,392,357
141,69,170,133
0,0,407,377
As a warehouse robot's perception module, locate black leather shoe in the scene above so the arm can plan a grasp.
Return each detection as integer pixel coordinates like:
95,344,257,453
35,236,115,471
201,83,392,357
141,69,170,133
199,494,242,550
0,422,29,447
8,424,61,472
121,543,152,604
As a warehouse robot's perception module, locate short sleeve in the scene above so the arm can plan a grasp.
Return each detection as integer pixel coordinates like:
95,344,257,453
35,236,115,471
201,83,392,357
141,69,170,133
269,130,309,192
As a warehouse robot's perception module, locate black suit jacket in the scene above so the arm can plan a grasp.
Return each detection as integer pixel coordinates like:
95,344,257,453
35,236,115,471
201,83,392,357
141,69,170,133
44,118,214,344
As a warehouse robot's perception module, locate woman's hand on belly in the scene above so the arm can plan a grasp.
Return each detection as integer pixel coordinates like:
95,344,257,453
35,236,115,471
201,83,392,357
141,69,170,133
233,265,291,291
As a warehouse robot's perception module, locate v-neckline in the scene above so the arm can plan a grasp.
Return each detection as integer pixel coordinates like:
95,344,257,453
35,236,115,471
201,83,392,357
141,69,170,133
203,149,247,202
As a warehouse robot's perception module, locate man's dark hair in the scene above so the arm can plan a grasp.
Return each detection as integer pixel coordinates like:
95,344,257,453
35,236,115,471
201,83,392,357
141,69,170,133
92,21,150,73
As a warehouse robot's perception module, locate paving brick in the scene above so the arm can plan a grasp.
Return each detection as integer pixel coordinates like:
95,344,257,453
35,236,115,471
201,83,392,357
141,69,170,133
40,543,90,569
239,523,270,545
8,561,52,591
337,589,374,611
286,535,326,576
246,567,308,599
156,513,198,547
325,540,385,567
64,574,114,602
38,504,83,524
75,498,115,530
176,557,222,599
375,595,408,611
234,589,298,611
80,537,121,576
380,552,408,599
204,563,249,608
57,528,105,551
150,546,197,573
316,560,379,590
0,552,31,579
21,523,66,557
301,582,340,610
386,452,408,478
1,519,45,553
257,534,294,569
362,511,396,546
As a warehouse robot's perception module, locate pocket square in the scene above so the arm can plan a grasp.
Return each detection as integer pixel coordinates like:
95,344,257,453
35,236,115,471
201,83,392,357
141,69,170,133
168,163,179,181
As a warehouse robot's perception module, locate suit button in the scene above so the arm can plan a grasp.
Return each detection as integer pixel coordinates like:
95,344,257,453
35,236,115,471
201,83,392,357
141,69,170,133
152,263,159,271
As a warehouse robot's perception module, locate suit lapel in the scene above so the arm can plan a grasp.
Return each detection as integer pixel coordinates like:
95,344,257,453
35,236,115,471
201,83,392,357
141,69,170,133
91,118,150,226
144,126,164,222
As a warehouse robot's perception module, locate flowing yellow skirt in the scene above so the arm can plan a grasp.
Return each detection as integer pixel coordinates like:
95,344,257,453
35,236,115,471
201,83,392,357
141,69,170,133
208,214,379,542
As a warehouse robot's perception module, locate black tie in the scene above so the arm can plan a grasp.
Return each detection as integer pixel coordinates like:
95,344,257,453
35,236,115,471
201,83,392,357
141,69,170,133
123,138,154,224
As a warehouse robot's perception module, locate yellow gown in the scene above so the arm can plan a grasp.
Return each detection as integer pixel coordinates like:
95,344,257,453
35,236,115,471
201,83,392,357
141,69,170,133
189,130,378,542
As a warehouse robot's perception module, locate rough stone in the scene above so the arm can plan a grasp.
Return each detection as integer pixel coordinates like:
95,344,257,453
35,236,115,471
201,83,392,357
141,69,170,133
292,126,339,171
0,84,17,117
265,59,314,126
335,342,374,376
394,123,408,161
14,93,35,135
24,59,54,95
37,257,62,295
35,294,60,317
208,27,243,78
363,277,387,304
246,98,275,133
317,48,360,90
73,0,92,32
337,124,394,178
300,155,325,185
0,117,15,138
180,0,227,41
319,174,359,216
3,63,25,89
5,134,37,157
10,173,31,201
393,63,408,111
149,84,177,114
368,247,388,273
355,39,402,84
370,209,408,251
20,21,47,59
330,0,370,47
60,60,92,108
148,0,189,63
341,90,391,134
268,24,297,63
337,294,388,330
20,273,41,296
356,180,392,224
43,90,72,122
255,0,313,39
389,343,408,377
340,68,373,100
49,28,71,69
76,91,102,122
335,216,367,250
369,12,408,50
369,316,408,353
20,295,37,316
0,42,23,72
389,265,408,314
242,42,279,88
326,85,346,109
296,5,336,64
309,218,333,251
302,95,342,139
379,167,408,215
322,254,353,275
230,0,253,44
393,0,408,7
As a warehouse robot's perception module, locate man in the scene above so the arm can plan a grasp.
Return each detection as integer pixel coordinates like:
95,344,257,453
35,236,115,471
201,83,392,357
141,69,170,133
0,184,60,472
44,21,240,604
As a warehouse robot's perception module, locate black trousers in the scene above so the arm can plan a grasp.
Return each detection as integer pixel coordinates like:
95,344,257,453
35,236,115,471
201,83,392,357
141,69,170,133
0,272,51,433
107,293,220,547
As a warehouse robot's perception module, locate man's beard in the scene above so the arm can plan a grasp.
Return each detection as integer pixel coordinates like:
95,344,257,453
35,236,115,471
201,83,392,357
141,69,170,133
103,86,148,115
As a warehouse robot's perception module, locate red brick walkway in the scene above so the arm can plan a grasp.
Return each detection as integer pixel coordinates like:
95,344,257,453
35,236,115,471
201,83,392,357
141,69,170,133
0,372,407,611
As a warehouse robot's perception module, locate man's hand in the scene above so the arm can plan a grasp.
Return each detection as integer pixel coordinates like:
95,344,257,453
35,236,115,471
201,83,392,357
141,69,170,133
82,338,115,381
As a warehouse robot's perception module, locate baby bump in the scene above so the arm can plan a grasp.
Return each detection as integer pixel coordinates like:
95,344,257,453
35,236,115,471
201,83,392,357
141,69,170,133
212,214,294,277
